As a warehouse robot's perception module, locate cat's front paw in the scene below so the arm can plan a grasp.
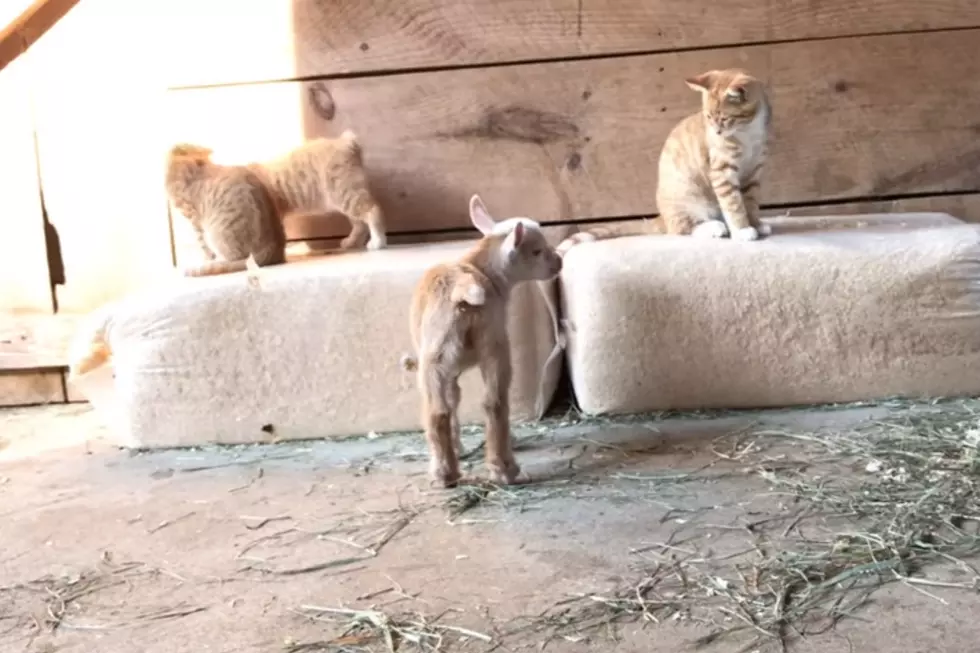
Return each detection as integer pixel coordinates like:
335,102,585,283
691,221,730,239
756,221,772,237
732,226,760,242
365,236,387,251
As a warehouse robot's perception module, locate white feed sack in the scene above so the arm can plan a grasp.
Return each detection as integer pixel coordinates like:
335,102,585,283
69,241,562,448
560,213,980,414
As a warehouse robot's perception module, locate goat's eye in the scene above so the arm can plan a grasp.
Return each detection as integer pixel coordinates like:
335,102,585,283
532,249,543,256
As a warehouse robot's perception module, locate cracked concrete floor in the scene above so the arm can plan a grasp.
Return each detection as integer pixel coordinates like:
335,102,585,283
0,402,977,653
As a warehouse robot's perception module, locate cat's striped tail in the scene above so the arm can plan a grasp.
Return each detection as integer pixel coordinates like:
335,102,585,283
555,218,665,257
337,128,363,163
67,306,113,380
183,258,250,277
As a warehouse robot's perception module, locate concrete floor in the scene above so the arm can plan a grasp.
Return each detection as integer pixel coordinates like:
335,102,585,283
0,403,977,653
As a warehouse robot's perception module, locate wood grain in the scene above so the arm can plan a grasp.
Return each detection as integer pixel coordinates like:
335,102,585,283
0,0,79,73
0,370,64,407
764,195,980,223
0,313,80,370
565,194,980,237
29,0,177,313
0,55,53,316
163,0,980,87
166,30,980,239
64,373,85,402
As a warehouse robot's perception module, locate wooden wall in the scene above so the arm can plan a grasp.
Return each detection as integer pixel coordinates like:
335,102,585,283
4,0,980,405
163,0,980,245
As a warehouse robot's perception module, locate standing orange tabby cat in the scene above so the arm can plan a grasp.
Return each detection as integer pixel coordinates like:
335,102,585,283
249,130,387,251
557,68,772,255
165,143,287,277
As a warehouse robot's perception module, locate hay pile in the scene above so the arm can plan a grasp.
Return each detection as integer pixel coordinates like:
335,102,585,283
444,399,980,651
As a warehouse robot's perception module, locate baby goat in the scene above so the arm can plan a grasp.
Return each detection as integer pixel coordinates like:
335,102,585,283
402,195,563,488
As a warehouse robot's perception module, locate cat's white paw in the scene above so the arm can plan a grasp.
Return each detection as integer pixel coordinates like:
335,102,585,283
365,236,387,251
732,226,760,242
756,222,772,237
691,221,729,239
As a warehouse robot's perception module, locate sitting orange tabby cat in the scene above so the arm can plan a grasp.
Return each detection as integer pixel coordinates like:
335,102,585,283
249,130,387,251
557,68,772,255
165,143,287,277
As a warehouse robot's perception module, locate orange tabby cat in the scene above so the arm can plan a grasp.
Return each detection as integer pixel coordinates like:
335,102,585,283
249,130,387,251
556,68,772,256
165,143,287,277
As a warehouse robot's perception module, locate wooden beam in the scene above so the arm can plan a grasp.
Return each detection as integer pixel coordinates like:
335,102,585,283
289,194,980,255
563,194,980,236
163,0,980,87
0,370,65,407
166,29,980,239
0,0,80,73
0,312,80,371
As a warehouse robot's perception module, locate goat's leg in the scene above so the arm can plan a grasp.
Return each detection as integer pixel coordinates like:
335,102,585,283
418,358,462,488
478,346,526,485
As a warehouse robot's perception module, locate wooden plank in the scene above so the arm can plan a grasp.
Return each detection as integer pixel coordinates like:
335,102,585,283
0,370,64,407
566,194,980,235
0,313,80,370
163,0,980,87
28,0,178,314
0,54,53,315
291,194,980,255
0,0,79,73
64,372,85,402
166,29,980,240
767,195,980,223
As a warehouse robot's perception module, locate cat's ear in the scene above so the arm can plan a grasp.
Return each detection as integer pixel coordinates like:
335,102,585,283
469,194,496,235
686,71,718,92
501,221,526,259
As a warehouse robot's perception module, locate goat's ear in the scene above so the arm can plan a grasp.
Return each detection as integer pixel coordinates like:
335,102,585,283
501,221,525,259
469,194,496,235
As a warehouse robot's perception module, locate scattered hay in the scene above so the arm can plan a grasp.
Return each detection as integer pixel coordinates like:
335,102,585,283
0,551,205,634
238,505,422,576
288,605,490,653
442,480,587,524
494,399,980,651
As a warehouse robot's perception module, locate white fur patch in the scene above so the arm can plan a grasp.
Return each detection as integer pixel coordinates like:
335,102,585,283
732,226,760,242
491,217,541,235
462,284,486,306
692,221,729,239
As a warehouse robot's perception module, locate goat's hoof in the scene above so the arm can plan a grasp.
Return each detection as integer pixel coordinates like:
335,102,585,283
487,460,529,486
430,463,462,489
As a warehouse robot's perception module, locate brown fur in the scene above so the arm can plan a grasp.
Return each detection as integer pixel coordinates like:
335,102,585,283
402,195,563,488
556,68,772,255
248,130,387,251
66,305,113,380
165,143,287,277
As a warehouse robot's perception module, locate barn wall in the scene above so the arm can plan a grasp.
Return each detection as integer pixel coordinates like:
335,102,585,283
163,0,980,243
3,0,980,404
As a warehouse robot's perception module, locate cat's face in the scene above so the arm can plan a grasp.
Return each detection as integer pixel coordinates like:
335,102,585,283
686,69,767,136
